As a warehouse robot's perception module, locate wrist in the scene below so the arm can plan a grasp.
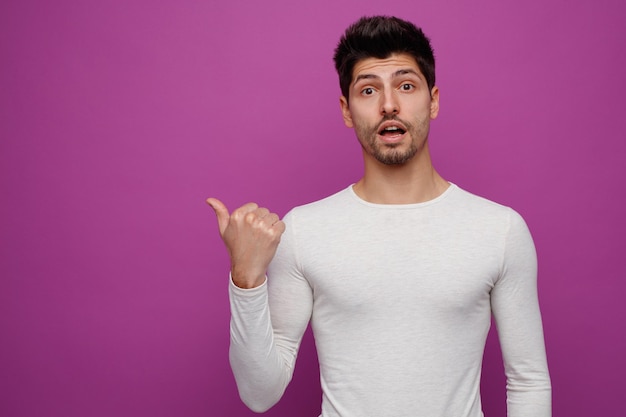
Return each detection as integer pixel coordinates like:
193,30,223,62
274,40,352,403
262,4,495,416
230,265,266,289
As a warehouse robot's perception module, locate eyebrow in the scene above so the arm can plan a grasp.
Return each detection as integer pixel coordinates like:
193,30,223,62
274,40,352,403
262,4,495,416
353,69,422,84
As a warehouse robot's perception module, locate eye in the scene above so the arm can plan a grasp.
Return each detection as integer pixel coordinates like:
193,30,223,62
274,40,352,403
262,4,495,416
400,83,414,91
361,87,374,96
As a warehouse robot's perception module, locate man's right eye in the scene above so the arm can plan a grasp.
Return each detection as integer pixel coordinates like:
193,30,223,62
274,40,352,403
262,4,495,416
361,88,374,95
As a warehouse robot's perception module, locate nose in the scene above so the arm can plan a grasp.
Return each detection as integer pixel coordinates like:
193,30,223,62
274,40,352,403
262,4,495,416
381,90,399,115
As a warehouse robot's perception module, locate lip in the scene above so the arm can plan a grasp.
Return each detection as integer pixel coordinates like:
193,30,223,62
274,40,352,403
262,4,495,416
377,120,407,143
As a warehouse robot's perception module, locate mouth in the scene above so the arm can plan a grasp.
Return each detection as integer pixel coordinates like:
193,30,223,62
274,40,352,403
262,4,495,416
377,122,407,142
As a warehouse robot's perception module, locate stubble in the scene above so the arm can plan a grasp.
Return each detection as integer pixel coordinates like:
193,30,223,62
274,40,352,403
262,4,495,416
355,115,429,165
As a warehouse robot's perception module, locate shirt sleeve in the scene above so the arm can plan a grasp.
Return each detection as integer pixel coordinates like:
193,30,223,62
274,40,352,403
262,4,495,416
228,210,313,412
491,209,552,417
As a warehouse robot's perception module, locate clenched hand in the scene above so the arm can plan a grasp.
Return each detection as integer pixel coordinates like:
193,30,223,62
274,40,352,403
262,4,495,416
206,198,286,289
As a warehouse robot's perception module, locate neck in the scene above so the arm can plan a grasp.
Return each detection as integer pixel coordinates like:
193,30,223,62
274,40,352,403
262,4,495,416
353,143,449,204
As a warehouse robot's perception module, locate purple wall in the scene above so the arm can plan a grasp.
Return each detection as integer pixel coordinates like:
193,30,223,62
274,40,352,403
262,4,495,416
2,0,624,416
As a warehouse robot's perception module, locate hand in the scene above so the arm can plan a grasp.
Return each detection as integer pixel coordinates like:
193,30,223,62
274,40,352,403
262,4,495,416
206,198,286,289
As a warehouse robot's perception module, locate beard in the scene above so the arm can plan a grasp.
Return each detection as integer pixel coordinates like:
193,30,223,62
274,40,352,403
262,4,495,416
354,115,429,165
368,139,418,165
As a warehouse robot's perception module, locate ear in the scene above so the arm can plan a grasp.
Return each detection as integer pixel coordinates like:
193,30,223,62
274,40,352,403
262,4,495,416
429,86,440,119
339,96,354,128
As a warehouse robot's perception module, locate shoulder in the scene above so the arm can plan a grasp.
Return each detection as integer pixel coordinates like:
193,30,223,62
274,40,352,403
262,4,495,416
452,184,515,213
447,184,530,233
284,186,355,223
451,185,508,211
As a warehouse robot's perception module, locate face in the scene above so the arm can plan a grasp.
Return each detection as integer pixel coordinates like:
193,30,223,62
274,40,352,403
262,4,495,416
340,53,439,165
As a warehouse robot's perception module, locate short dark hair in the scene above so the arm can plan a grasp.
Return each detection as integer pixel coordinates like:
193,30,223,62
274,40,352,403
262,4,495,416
333,16,436,99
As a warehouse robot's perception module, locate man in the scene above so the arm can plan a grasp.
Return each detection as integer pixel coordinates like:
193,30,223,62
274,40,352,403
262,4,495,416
207,16,551,417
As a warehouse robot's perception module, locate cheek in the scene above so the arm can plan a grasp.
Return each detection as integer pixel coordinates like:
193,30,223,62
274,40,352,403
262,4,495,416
351,105,377,126
353,116,377,136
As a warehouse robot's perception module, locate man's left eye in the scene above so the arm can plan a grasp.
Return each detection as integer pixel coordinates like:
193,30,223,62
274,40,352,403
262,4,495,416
401,84,413,91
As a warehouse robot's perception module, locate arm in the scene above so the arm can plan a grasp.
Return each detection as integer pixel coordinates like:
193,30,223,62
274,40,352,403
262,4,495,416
491,210,552,417
207,200,312,412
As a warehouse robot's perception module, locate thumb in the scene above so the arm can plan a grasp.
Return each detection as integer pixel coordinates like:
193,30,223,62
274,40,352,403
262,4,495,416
206,197,230,236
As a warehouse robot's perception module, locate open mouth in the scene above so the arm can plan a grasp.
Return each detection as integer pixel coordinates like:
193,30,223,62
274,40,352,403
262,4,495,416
378,125,406,137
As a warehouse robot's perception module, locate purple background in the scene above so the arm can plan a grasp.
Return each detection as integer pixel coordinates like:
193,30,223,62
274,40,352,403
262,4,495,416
2,0,625,416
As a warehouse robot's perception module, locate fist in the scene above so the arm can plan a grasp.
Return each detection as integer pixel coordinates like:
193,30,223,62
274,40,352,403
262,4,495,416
207,198,286,289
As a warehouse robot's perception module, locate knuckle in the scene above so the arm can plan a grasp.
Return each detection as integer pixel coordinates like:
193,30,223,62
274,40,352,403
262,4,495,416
230,208,246,222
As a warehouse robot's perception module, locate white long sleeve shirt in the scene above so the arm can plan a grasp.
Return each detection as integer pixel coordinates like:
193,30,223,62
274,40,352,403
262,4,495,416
229,184,551,416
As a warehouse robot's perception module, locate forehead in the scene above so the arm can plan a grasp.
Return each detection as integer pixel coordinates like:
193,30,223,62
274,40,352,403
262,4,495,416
351,53,424,83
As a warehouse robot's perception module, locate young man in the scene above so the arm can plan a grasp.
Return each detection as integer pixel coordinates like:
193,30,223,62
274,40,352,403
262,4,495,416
207,16,551,417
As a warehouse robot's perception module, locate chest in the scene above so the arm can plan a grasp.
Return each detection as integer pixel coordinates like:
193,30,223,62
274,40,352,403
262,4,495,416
299,214,503,320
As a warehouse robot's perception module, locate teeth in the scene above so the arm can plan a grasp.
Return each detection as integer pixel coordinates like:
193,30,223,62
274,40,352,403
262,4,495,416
384,126,399,131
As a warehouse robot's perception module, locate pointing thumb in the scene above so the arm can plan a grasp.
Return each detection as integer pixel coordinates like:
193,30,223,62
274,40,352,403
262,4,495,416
206,197,230,236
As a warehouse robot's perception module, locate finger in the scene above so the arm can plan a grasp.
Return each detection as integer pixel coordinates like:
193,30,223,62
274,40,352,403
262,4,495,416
251,207,270,219
273,219,286,235
230,203,259,225
206,197,230,236
263,212,280,226
242,207,271,229
235,202,260,216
